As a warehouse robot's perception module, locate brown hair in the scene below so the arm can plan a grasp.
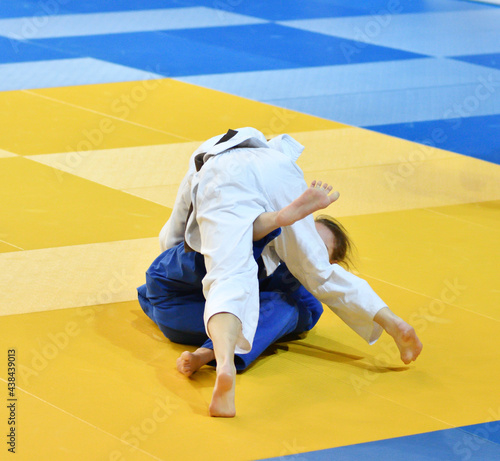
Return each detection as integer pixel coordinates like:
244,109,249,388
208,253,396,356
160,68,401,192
314,215,354,269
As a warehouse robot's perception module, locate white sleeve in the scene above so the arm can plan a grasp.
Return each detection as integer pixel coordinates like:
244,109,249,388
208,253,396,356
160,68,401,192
159,163,195,252
272,216,386,344
258,153,386,344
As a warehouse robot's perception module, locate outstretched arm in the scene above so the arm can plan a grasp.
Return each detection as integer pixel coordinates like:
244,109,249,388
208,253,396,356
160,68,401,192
270,214,422,363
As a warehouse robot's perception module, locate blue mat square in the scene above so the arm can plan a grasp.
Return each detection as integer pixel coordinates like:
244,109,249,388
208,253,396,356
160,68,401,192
453,53,500,71
30,23,426,77
323,0,491,14
460,421,500,446
367,114,500,165
263,424,500,460
165,23,427,70
0,0,71,18
1,0,488,19
60,0,198,14
31,30,293,77
201,1,365,20
0,36,73,64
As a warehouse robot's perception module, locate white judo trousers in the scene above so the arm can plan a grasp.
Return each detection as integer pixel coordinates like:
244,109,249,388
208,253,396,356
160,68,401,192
160,128,386,354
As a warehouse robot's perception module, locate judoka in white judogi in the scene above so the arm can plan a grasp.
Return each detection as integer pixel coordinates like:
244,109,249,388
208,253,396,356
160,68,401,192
160,127,386,355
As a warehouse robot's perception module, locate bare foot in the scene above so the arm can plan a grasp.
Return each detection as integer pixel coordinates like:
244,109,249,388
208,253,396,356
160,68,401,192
209,362,236,417
390,321,423,364
176,348,214,377
276,180,340,227
374,307,423,364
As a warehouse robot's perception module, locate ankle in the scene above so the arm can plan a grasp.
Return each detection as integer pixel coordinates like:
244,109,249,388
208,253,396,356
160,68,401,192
374,308,404,336
217,360,235,373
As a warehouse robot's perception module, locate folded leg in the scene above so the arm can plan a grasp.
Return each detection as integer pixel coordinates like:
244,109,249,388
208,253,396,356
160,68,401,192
194,153,269,354
194,265,323,372
138,230,282,348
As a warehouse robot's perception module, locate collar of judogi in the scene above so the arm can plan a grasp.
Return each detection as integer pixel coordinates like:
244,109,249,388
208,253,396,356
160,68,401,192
194,127,305,171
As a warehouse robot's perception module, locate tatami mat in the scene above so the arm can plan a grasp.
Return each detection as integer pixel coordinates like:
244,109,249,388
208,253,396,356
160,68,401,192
1,1,498,460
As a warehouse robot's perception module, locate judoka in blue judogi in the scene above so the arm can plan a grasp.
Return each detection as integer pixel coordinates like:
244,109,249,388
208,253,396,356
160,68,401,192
138,228,323,371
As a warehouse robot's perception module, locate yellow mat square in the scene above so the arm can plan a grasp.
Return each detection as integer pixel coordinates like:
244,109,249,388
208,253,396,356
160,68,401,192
0,157,168,250
30,79,345,140
0,90,183,155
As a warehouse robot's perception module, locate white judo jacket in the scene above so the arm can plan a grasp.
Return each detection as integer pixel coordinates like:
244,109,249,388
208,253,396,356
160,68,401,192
160,128,385,354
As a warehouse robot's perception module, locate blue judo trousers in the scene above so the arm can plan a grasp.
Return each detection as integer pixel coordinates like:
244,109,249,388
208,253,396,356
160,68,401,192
137,229,323,371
